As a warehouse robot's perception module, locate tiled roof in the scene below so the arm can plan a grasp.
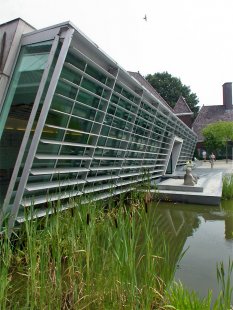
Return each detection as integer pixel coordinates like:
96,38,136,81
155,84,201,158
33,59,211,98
173,96,193,115
127,71,173,111
192,105,233,141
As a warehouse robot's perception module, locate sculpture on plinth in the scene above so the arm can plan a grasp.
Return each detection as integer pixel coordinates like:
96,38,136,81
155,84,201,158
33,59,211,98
184,167,198,186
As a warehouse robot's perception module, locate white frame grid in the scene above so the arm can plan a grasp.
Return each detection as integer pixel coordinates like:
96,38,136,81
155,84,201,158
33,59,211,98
0,22,197,233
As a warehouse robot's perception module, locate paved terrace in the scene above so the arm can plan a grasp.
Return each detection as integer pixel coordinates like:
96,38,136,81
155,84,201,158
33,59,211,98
154,160,233,206
184,159,233,176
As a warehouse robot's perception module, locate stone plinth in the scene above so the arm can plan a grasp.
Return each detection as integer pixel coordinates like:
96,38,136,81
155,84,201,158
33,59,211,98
157,178,203,192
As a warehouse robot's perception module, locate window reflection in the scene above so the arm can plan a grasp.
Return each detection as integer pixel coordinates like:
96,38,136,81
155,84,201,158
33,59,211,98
0,42,52,205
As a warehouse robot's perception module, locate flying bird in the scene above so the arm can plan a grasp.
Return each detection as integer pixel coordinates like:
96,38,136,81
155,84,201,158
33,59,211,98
143,14,147,21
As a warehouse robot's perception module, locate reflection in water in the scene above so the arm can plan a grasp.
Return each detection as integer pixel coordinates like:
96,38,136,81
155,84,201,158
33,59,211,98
148,202,233,302
221,200,233,240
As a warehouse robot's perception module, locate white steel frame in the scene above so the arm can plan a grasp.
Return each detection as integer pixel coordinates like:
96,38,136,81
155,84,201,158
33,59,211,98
0,22,197,234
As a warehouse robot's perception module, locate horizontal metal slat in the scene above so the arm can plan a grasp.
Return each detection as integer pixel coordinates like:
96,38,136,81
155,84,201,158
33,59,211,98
21,190,83,207
89,164,155,171
40,139,95,148
83,183,116,194
30,167,89,175
26,179,86,191
35,154,91,160
86,175,119,182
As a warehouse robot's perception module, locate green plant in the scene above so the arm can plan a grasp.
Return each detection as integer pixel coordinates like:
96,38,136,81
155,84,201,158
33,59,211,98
213,259,233,310
167,281,212,309
0,231,12,310
0,192,174,308
222,175,233,200
1,191,232,309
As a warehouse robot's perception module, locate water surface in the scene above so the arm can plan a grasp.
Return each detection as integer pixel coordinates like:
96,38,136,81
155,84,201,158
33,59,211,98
150,201,233,302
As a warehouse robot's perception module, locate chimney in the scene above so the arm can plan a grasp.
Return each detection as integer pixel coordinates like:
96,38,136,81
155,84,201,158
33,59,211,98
223,82,232,110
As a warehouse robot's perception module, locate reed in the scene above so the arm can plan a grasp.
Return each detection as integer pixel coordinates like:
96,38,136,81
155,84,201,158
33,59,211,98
166,281,212,309
0,191,170,309
166,260,233,310
214,259,233,310
222,174,233,200
0,189,232,309
0,230,12,309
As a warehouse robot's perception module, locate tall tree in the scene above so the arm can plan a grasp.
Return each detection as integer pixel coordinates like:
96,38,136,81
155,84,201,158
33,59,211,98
202,121,233,162
146,71,199,116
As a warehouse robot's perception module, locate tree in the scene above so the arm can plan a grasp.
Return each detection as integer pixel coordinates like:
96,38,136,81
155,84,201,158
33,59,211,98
145,72,199,116
202,121,233,162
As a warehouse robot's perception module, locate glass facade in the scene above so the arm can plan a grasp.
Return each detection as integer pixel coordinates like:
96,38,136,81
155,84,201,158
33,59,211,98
0,41,52,206
0,22,197,228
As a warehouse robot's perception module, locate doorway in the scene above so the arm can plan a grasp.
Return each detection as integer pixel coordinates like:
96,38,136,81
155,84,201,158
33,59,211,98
165,137,183,174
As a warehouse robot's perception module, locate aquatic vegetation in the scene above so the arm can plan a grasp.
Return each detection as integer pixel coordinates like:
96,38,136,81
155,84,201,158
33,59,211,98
0,192,173,309
0,191,232,309
215,260,233,310
166,281,212,310
167,260,233,310
222,174,233,200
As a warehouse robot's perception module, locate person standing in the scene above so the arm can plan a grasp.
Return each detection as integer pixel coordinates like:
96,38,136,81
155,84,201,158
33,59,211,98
202,150,207,162
209,153,215,168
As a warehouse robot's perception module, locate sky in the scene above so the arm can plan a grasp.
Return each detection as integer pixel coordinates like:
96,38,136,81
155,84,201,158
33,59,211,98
1,0,233,107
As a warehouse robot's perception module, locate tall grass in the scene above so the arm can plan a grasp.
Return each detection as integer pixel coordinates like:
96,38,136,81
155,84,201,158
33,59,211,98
166,282,213,310
167,260,233,310
222,174,233,200
215,259,233,310
0,230,12,309
0,191,175,309
0,190,232,309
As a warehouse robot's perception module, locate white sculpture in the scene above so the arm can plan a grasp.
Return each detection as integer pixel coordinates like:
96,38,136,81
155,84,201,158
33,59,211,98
184,167,198,186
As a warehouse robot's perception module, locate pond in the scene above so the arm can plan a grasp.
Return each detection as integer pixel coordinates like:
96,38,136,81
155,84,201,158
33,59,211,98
150,201,233,302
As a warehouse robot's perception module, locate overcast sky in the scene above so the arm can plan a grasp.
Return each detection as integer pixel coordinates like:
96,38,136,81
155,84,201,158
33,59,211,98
2,0,233,107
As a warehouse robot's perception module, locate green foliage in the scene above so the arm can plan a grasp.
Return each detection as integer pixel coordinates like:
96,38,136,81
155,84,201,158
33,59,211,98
202,121,233,158
167,260,233,310
222,175,233,200
0,194,175,309
1,194,233,309
0,233,12,310
167,282,212,309
145,71,199,116
215,259,233,310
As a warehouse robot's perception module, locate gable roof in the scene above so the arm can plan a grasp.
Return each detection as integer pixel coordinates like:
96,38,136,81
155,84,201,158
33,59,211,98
173,96,193,115
128,71,173,111
192,105,233,141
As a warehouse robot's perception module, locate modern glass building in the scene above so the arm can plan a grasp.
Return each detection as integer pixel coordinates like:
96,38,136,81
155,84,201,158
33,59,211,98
0,19,197,231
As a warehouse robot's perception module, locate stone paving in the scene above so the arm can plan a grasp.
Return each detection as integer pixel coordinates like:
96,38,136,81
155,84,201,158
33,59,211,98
195,159,233,175
170,160,233,178
154,160,233,206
